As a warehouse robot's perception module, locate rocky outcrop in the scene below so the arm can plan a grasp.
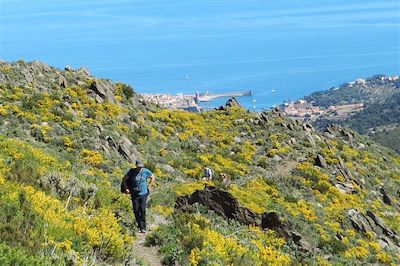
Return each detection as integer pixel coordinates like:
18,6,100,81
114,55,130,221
58,75,68,88
118,137,140,163
216,97,242,111
175,186,314,252
89,80,117,103
380,188,392,205
225,97,241,108
261,212,314,252
335,182,356,194
325,125,355,141
348,209,400,249
314,154,327,168
175,185,261,225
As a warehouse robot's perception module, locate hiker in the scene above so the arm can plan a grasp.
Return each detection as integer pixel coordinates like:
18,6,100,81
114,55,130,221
203,166,213,180
219,172,228,184
122,160,155,233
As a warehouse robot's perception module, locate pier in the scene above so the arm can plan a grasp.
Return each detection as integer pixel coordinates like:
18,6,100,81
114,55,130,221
196,90,252,102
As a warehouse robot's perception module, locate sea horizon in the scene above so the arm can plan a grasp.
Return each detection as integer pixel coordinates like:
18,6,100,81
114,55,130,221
1,0,399,110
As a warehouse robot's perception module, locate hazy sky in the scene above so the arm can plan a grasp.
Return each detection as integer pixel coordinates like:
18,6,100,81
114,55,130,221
1,0,399,108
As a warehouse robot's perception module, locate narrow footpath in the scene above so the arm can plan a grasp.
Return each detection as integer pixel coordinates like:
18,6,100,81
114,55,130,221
132,213,166,266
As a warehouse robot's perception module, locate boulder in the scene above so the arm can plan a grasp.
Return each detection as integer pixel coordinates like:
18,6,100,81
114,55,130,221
379,188,392,205
216,97,242,110
157,164,175,173
335,182,356,194
305,132,316,147
31,60,51,72
175,185,261,226
325,125,355,141
89,80,116,103
175,186,315,252
118,136,140,163
58,75,68,88
303,123,314,132
314,154,327,168
234,136,242,143
348,209,400,249
348,209,374,233
366,211,397,239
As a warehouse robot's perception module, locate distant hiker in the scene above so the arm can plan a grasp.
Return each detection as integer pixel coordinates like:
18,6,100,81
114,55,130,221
203,166,213,180
121,160,155,233
219,172,228,184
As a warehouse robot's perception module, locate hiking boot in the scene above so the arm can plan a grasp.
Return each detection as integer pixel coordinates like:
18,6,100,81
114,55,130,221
140,229,146,233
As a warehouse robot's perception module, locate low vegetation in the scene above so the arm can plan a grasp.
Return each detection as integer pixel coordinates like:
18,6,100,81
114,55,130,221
0,61,399,265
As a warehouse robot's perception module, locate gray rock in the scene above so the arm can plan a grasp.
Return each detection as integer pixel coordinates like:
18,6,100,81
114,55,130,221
305,132,316,147
58,75,68,88
31,60,51,72
358,143,366,149
176,185,261,226
118,136,140,163
366,211,397,238
106,136,118,152
234,136,242,143
157,164,175,173
89,80,116,103
287,123,295,130
234,119,245,125
348,209,374,233
335,182,356,194
303,123,314,132
315,154,327,168
348,209,400,249
379,188,392,205
77,67,90,76
273,155,283,162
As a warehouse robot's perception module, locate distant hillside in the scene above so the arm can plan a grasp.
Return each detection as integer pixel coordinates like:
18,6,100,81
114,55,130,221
304,75,400,107
0,61,399,265
302,75,400,152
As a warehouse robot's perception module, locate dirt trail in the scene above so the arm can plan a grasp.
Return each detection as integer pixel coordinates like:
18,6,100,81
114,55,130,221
132,213,166,266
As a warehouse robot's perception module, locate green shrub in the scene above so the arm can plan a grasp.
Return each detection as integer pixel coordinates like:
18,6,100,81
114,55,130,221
0,243,50,266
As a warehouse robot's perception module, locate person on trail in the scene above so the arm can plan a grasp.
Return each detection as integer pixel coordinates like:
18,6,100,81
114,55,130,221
219,172,228,184
122,160,155,233
203,166,213,180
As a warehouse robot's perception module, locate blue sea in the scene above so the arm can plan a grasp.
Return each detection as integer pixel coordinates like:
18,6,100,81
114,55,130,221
1,0,399,110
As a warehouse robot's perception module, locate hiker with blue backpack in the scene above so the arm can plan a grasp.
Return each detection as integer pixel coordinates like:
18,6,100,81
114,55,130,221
122,160,155,233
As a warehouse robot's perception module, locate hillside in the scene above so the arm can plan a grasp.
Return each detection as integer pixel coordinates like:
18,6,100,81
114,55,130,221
299,75,400,153
0,60,399,265
303,75,399,107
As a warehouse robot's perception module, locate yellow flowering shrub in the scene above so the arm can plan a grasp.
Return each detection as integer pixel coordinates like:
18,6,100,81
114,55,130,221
62,136,73,149
80,149,104,166
153,205,174,217
22,185,133,258
174,181,213,196
184,216,290,266
344,245,369,259
284,200,318,221
0,104,7,116
229,178,280,214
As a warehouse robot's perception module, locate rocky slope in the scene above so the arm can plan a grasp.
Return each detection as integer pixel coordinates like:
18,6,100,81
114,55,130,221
0,61,399,265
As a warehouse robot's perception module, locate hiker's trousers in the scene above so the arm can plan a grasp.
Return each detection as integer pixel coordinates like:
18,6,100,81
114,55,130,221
131,193,148,230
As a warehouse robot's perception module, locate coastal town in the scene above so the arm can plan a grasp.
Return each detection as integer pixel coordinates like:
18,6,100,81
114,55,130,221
141,93,199,111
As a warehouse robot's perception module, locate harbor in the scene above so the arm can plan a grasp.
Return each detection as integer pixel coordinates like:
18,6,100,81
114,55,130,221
141,90,253,111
